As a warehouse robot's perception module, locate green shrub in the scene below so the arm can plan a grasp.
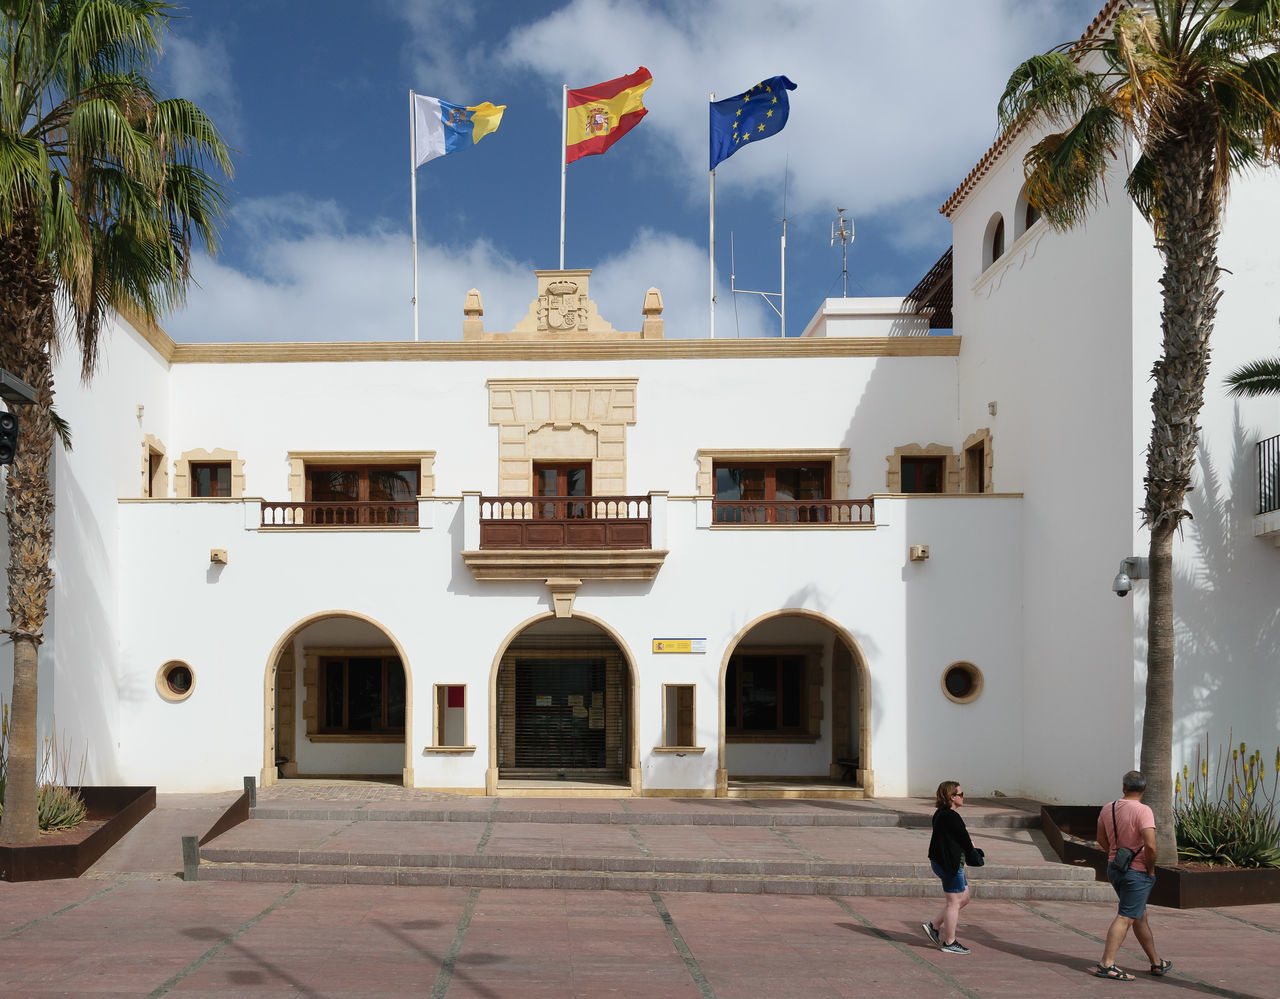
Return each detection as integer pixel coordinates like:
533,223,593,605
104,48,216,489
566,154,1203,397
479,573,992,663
1175,734,1280,868
36,782,87,831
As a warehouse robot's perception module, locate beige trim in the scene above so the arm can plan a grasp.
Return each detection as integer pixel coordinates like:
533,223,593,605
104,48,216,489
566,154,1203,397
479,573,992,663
462,549,667,581
165,336,962,365
717,611,873,797
422,746,478,754
652,746,706,754
885,443,960,494
941,661,985,704
961,428,994,493
260,615,415,788
117,302,177,362
173,448,246,498
488,377,637,496
695,448,850,499
286,451,437,502
140,434,168,498
155,660,195,703
486,611,642,796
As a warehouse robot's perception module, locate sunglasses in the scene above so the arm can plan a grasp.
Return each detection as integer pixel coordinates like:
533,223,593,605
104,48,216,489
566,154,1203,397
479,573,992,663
953,790,964,797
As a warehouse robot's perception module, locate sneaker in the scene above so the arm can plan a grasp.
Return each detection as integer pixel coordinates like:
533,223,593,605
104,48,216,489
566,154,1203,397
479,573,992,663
921,922,941,947
940,940,971,955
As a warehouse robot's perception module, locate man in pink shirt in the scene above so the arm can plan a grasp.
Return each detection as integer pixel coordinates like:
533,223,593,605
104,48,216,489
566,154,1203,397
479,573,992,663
1094,770,1172,980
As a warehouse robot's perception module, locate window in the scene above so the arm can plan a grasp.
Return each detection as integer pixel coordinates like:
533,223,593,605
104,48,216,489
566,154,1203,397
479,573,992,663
900,456,945,493
306,464,418,525
726,651,811,738
941,662,984,704
714,462,830,523
191,462,232,498
156,660,196,702
317,654,405,735
1024,201,1040,232
965,441,986,493
983,212,1006,269
532,461,591,518
434,684,467,747
662,684,695,747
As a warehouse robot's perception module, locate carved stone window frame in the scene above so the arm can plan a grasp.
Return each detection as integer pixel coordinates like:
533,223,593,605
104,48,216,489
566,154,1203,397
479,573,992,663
141,434,168,498
961,428,994,493
173,448,245,498
695,449,850,499
885,444,959,493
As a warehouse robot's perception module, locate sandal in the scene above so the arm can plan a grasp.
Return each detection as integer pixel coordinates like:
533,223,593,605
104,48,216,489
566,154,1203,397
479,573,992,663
1150,959,1172,977
1095,965,1135,981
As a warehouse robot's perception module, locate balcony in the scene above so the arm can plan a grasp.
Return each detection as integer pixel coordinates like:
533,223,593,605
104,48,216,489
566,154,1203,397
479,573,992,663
712,498,874,525
1256,434,1280,543
261,500,418,528
479,495,651,549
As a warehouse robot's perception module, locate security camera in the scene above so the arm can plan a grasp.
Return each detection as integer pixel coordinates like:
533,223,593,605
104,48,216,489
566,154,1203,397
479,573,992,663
1112,570,1132,597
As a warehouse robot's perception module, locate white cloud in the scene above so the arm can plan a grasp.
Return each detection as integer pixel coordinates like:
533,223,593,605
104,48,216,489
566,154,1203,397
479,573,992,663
158,33,242,144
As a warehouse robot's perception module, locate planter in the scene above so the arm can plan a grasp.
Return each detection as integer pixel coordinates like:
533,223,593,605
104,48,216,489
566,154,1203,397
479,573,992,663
1041,805,1280,909
0,786,155,882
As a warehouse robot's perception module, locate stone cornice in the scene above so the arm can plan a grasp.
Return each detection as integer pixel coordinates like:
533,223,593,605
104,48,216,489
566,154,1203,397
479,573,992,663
167,337,961,364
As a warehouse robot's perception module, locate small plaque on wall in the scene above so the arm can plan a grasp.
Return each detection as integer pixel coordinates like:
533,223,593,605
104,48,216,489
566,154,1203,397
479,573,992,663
652,639,707,654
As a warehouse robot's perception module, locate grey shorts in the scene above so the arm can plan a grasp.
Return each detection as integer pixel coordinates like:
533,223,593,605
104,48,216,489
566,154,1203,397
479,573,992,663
1108,863,1156,918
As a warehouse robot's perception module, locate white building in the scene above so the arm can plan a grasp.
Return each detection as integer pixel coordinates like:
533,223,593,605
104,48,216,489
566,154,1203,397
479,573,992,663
4,3,1277,801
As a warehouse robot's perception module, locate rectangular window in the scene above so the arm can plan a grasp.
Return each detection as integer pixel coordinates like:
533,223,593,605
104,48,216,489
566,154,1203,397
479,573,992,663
318,655,405,734
965,443,986,493
147,451,165,498
190,462,232,498
662,684,695,747
714,462,830,523
305,465,418,525
434,684,467,747
726,652,810,738
533,462,591,519
900,456,945,494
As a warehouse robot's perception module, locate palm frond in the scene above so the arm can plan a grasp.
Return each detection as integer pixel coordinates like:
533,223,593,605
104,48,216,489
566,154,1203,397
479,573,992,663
997,52,1093,131
1023,104,1125,229
1224,356,1280,396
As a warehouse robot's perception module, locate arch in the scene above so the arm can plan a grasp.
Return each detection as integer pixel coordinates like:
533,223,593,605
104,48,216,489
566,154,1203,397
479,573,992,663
716,608,872,796
260,610,415,788
485,610,640,795
982,212,1006,269
1014,183,1042,239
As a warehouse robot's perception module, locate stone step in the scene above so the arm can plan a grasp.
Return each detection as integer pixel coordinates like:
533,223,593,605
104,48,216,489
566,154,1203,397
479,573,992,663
195,861,1114,900
245,806,1035,829
198,846,1097,883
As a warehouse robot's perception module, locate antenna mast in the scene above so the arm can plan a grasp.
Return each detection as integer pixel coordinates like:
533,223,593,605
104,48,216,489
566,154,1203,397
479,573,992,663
831,208,854,298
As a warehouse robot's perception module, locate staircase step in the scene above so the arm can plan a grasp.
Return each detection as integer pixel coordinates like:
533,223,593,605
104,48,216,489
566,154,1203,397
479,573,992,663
195,861,1113,900
245,806,1035,829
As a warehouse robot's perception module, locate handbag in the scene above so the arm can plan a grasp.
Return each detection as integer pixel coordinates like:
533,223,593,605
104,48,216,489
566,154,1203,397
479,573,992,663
964,846,986,868
1111,802,1135,874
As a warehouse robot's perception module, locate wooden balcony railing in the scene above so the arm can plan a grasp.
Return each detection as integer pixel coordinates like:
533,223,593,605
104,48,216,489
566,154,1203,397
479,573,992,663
1260,433,1280,515
713,498,874,525
261,500,418,527
480,495,651,549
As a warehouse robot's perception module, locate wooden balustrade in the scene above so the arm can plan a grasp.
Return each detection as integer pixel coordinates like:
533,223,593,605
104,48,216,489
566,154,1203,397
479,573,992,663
479,495,651,549
712,498,874,525
261,500,418,527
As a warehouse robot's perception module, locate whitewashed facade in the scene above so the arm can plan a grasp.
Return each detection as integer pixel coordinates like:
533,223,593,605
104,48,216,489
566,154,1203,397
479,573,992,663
3,5,1278,802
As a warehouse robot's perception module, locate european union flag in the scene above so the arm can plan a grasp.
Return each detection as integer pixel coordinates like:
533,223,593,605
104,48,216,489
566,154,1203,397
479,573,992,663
709,75,797,170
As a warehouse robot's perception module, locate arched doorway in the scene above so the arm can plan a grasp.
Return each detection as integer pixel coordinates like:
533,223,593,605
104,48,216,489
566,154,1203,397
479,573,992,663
489,615,637,791
262,612,413,787
717,610,872,795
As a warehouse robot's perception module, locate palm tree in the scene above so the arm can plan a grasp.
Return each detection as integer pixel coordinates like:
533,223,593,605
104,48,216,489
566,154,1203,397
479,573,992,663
1225,355,1280,396
0,0,230,844
998,0,1280,860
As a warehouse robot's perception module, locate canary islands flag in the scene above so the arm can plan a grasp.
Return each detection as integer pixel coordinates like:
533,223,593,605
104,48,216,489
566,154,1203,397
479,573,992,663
709,75,797,170
414,94,505,166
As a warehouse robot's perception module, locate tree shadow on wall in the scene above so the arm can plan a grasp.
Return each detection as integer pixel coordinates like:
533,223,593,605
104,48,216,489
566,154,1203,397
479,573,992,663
1143,408,1280,761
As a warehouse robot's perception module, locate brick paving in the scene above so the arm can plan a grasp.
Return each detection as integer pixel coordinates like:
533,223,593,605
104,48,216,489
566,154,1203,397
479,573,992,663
0,787,1272,996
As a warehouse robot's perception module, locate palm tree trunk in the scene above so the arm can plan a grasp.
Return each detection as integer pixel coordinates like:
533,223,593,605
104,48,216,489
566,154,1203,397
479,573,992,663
1140,522,1177,863
0,224,56,847
1139,113,1223,865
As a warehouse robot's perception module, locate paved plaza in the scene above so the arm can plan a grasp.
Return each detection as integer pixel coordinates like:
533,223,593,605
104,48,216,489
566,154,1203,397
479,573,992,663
0,788,1276,998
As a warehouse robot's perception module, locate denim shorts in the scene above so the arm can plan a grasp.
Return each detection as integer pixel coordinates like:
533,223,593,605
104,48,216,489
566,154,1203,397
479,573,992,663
930,860,968,893
1108,863,1156,918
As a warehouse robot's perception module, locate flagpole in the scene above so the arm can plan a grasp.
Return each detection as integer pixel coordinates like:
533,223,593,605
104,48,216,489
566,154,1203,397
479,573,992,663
559,84,568,269
409,89,420,342
708,91,715,340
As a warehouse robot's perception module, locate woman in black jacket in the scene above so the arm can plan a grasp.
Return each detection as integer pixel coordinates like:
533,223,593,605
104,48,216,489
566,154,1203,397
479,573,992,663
923,780,979,954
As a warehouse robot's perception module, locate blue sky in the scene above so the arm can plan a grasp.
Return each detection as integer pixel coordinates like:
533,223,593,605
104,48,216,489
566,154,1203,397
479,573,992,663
155,0,1105,343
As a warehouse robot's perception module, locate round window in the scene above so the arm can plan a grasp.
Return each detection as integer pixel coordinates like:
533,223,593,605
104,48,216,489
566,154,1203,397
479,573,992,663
156,660,196,702
941,661,983,704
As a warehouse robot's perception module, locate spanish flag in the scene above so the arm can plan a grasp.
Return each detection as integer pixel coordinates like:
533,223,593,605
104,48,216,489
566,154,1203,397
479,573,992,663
565,66,652,163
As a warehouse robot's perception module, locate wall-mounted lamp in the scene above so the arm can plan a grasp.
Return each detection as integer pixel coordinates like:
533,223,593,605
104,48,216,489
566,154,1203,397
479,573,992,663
909,544,930,562
987,401,997,416
210,549,228,565
136,403,145,421
1111,556,1148,598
